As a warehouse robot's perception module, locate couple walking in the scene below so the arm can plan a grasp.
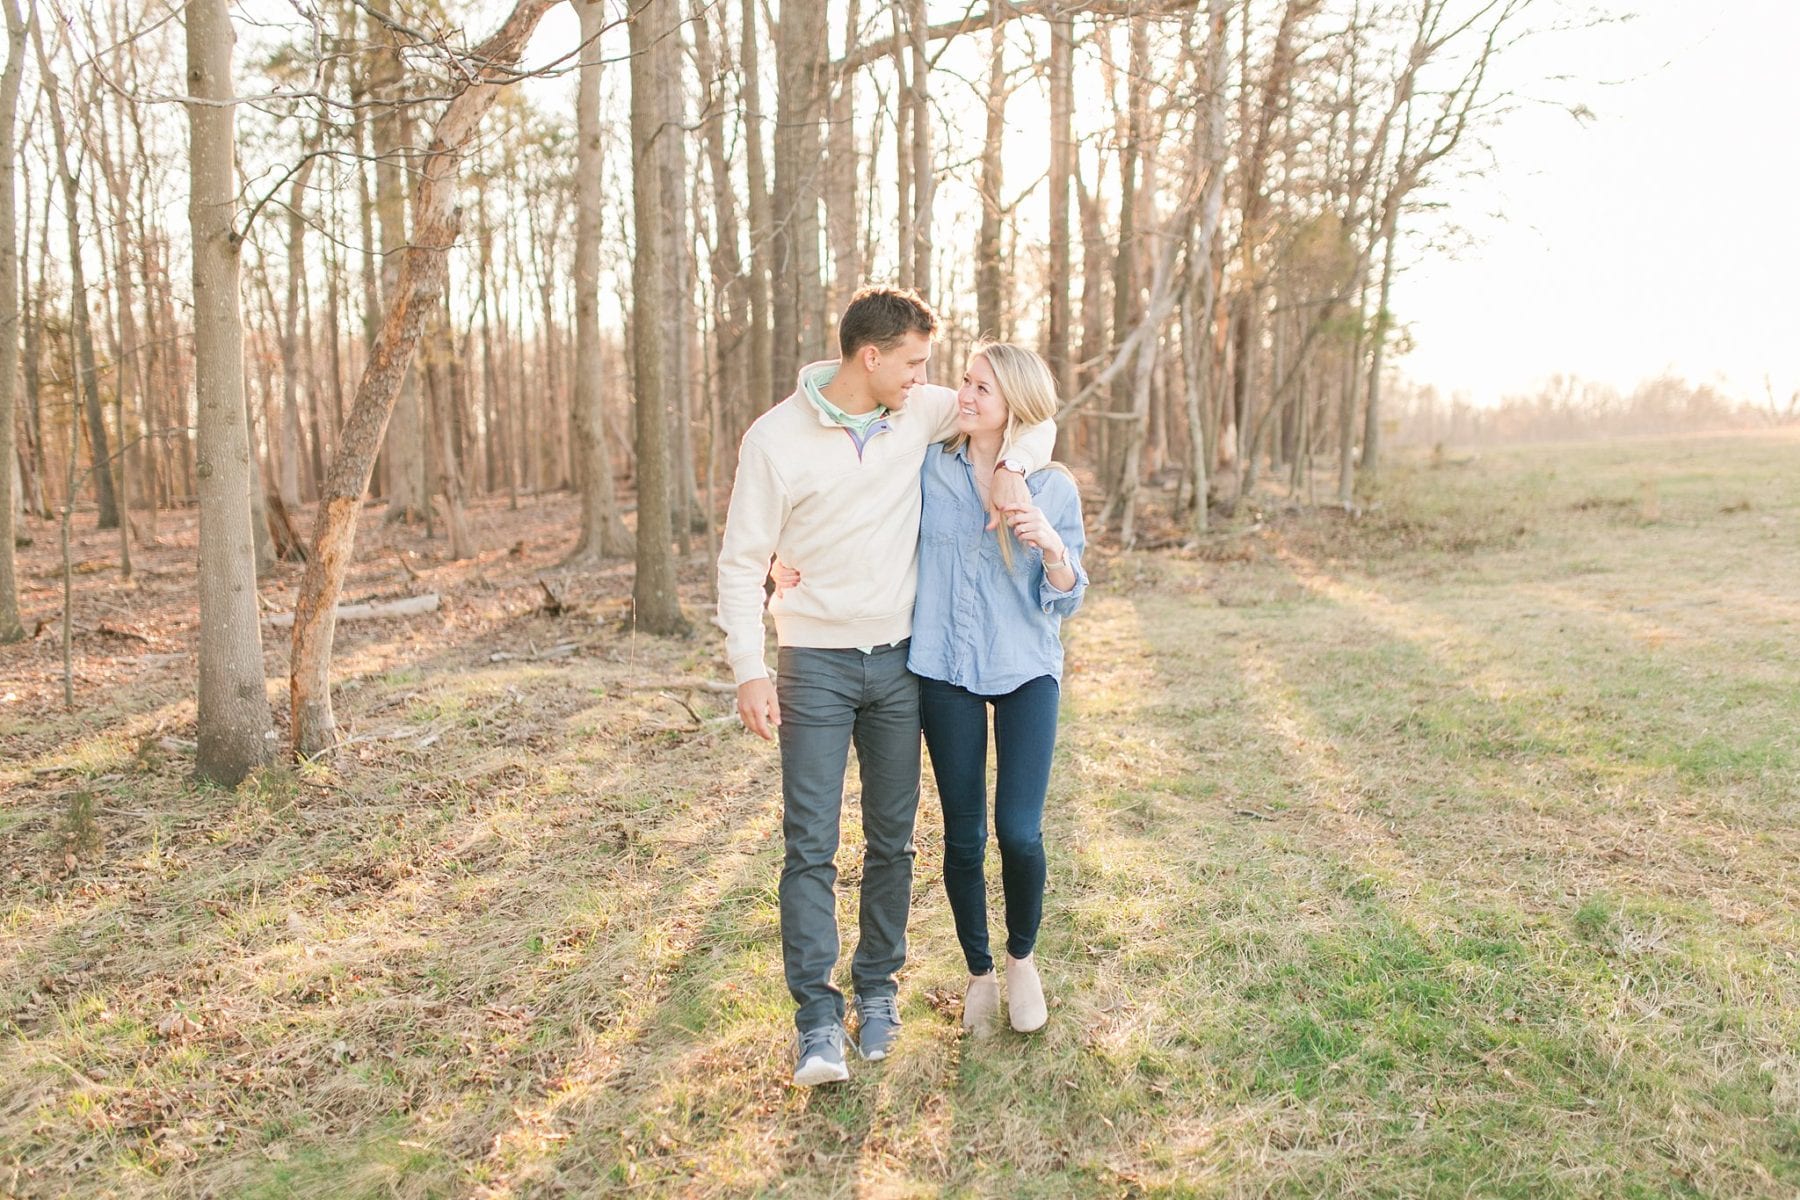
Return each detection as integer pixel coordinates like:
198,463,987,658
716,286,1089,1086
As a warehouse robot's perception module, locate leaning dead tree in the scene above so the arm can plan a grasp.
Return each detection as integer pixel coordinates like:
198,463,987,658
289,0,562,758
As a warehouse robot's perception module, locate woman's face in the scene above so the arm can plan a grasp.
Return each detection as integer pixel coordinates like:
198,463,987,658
955,355,1009,439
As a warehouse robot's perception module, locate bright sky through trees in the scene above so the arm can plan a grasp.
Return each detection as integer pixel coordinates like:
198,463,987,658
1393,0,1800,406
229,0,1800,413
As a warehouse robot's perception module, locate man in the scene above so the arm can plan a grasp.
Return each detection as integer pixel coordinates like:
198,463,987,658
717,287,1056,1086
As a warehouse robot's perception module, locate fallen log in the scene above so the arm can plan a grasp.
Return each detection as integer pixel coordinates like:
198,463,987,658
266,593,439,629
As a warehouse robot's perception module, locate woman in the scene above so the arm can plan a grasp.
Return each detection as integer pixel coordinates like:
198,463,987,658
773,342,1087,1037
910,343,1087,1036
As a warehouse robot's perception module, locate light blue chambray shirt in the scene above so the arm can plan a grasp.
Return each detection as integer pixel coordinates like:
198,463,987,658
907,443,1089,696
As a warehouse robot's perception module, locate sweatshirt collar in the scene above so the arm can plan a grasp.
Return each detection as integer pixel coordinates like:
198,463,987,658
796,360,892,431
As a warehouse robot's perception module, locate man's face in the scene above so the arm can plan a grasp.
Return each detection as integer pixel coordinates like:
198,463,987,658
866,331,932,409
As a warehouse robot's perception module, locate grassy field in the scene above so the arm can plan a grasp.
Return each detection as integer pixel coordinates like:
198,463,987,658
3,430,1798,1198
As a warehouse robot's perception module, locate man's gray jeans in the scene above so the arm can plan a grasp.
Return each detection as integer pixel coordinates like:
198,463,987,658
775,642,921,1032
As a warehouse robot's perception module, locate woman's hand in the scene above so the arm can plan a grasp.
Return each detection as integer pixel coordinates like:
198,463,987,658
999,503,1065,559
768,558,802,597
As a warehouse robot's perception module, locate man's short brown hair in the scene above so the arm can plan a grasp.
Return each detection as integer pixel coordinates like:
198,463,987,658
837,286,939,359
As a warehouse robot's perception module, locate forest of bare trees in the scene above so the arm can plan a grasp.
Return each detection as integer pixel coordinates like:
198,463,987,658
3,0,1545,782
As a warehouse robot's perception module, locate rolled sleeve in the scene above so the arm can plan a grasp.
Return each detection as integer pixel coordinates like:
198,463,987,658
1035,477,1088,618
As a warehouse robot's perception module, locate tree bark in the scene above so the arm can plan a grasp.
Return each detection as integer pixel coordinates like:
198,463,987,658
367,4,429,524
566,0,631,561
1106,13,1148,497
628,0,689,635
907,0,933,298
1182,0,1230,534
823,0,862,326
0,0,25,641
290,0,561,757
1363,208,1399,477
186,0,274,785
1045,8,1074,398
975,15,1006,338
660,27,702,540
741,0,774,412
770,0,826,382
278,97,329,511
92,80,137,574
424,309,472,559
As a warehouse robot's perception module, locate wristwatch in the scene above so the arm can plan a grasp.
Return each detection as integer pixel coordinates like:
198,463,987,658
998,457,1027,476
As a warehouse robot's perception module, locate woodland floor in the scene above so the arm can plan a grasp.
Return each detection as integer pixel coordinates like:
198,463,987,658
3,429,1799,1198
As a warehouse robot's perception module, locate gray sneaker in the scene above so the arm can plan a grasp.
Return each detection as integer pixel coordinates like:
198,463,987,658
855,996,902,1061
792,1024,851,1087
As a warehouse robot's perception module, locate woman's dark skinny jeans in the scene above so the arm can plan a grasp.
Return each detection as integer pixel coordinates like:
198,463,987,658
919,674,1059,976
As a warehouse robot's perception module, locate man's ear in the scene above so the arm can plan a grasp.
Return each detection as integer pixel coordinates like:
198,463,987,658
861,345,881,374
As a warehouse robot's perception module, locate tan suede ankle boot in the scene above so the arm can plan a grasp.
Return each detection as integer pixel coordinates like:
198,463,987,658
1006,954,1047,1033
963,971,1000,1038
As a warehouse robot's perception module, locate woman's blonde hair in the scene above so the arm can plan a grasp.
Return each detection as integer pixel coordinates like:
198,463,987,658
945,342,1072,569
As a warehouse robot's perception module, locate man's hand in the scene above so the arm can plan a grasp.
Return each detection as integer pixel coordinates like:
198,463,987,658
769,559,802,597
988,465,1031,531
737,677,781,740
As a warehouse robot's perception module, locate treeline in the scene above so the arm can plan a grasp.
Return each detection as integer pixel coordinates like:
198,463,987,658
1,0,1553,779
1389,373,1800,446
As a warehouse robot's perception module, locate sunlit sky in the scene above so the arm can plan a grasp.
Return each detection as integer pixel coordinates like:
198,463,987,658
512,0,1797,408
1391,0,1800,406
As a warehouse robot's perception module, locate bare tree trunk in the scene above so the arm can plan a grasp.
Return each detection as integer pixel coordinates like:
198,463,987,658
907,0,932,298
121,80,163,535
1106,13,1148,499
771,0,826,381
823,0,862,325
660,31,701,541
628,0,689,636
23,179,50,517
186,0,273,785
1179,286,1210,534
156,229,194,504
890,5,912,288
1183,0,1230,535
694,0,751,452
32,14,119,531
368,6,429,524
94,73,146,569
302,257,325,495
424,309,472,559
242,350,279,575
1076,170,1107,393
290,0,561,757
741,0,773,413
1045,9,1074,399
89,141,130,578
976,14,1006,338
1339,274,1367,505
566,0,631,561
278,101,328,511
1363,211,1399,478
0,0,24,641
477,211,503,496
